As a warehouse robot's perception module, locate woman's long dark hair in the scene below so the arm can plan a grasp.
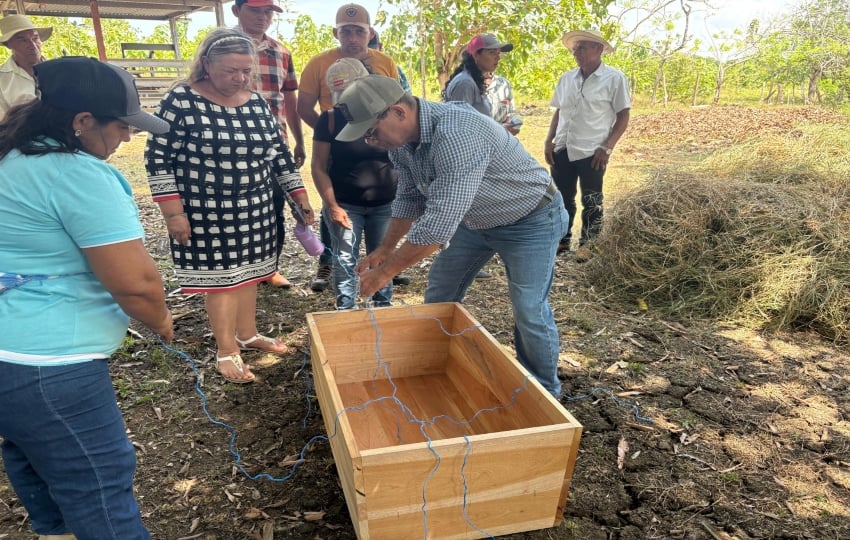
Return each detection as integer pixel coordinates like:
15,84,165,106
441,52,486,101
0,100,88,160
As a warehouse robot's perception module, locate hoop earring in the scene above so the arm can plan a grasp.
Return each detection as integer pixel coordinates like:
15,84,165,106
74,129,82,137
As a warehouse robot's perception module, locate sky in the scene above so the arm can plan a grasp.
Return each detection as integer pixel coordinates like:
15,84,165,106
185,0,388,40
160,0,792,44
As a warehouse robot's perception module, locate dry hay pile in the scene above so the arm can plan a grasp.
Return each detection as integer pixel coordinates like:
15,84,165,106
587,123,850,340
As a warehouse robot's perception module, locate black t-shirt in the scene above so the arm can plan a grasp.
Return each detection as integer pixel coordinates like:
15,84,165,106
313,108,398,207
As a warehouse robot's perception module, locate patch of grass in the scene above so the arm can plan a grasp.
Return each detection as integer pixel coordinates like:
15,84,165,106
115,376,132,400
721,471,741,485
147,347,177,377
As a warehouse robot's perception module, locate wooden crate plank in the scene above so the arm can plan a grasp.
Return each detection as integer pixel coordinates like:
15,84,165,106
359,429,575,539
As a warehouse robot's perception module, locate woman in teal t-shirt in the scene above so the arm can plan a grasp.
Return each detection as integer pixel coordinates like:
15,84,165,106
0,57,173,540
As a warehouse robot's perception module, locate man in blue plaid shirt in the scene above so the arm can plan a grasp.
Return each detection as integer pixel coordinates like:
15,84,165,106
337,75,569,398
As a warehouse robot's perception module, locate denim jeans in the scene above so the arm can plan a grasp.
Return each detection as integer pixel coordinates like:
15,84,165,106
318,211,333,267
550,151,604,246
424,192,569,396
325,203,393,309
0,360,150,539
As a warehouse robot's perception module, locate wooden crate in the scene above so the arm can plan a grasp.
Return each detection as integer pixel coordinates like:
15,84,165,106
306,302,583,540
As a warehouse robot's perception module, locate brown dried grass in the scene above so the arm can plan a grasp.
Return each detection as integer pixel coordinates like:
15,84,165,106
587,124,850,341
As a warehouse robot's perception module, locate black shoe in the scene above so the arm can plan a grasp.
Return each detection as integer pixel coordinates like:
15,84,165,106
311,264,332,291
557,240,571,254
475,270,493,280
392,274,411,286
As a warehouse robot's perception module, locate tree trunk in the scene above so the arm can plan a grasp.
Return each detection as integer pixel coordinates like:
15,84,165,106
712,64,725,105
418,6,427,98
776,84,784,105
763,83,776,104
807,67,823,105
691,71,700,106
651,59,668,106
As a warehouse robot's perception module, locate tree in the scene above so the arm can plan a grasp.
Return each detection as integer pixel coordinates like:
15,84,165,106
382,0,612,99
282,15,338,74
787,0,850,104
702,22,760,104
615,0,701,106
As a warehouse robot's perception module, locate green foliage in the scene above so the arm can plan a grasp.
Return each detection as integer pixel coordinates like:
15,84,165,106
281,15,337,73
5,0,850,108
382,0,612,98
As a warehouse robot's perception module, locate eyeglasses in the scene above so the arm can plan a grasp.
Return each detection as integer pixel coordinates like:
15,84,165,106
363,124,380,144
363,110,389,145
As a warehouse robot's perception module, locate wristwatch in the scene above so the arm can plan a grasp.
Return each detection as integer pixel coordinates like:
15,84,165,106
599,146,613,155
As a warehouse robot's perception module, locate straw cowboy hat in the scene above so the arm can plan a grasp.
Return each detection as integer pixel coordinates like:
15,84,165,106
561,29,614,54
0,14,53,44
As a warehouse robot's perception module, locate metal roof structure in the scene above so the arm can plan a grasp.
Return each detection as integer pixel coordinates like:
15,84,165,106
0,0,224,21
1,0,229,60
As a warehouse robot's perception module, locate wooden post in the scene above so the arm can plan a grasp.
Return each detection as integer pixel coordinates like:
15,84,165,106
90,0,106,61
214,1,226,26
169,18,182,59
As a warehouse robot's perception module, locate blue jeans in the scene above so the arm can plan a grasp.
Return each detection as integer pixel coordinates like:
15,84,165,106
318,210,333,267
0,360,150,539
425,192,569,397
325,202,393,309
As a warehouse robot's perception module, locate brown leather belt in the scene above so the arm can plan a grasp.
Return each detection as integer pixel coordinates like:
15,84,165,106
531,181,558,213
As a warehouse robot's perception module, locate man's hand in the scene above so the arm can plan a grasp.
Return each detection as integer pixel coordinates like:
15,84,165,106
502,122,520,136
356,247,394,297
544,140,556,166
591,147,610,171
356,246,390,275
358,266,394,298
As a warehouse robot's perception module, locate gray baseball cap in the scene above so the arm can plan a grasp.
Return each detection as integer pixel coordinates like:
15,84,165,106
335,74,405,142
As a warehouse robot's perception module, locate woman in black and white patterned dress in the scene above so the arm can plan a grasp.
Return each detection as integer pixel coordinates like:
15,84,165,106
145,27,315,384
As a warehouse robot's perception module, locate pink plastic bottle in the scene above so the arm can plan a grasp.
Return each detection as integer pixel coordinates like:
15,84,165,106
293,223,324,257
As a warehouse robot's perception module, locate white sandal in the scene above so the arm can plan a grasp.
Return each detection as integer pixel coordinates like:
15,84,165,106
215,354,255,384
235,334,288,353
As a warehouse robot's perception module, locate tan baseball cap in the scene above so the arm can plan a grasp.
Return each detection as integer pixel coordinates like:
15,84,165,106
326,58,369,105
336,3,370,30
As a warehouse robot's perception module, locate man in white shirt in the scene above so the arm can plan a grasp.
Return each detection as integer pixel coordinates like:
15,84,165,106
545,30,630,262
0,15,52,118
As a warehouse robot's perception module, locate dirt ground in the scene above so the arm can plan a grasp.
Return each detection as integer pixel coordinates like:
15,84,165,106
1,105,849,540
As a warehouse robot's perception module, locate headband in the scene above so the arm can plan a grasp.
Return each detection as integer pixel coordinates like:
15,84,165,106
204,35,253,56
